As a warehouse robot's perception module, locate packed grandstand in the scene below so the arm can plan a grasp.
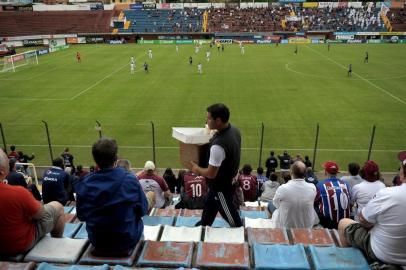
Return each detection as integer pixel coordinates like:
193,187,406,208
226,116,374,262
1,0,406,270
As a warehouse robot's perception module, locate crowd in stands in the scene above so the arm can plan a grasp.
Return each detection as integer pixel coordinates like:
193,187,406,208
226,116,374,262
1,137,405,267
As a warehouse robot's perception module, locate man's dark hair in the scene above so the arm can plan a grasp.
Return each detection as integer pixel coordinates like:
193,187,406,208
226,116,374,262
10,145,16,151
9,158,16,171
270,173,278,182
242,164,252,175
52,157,64,168
207,103,230,123
270,151,274,156
257,167,264,174
348,162,360,176
92,138,118,169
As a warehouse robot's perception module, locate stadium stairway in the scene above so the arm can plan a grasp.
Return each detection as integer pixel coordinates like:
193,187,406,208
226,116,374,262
0,205,372,270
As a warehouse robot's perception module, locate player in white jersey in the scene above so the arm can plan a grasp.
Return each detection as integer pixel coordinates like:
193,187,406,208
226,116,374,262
131,56,135,65
130,62,135,74
176,45,179,53
206,50,211,62
241,45,245,55
148,48,152,59
197,62,202,74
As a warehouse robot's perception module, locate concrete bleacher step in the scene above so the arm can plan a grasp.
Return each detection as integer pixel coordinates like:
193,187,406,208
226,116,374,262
174,216,200,227
244,217,273,228
46,223,82,238
63,206,74,214
0,254,25,263
143,216,175,226
253,243,311,270
245,201,268,209
181,209,203,217
211,217,230,228
160,225,202,242
290,228,335,246
74,223,88,239
36,262,109,270
247,228,289,245
136,241,194,268
78,243,141,266
143,225,162,241
152,208,181,217
240,210,268,219
24,237,88,264
240,206,263,211
204,227,245,243
0,262,36,270
196,242,249,269
308,245,370,270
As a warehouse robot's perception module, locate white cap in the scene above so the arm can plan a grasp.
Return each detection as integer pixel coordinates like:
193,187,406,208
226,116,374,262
144,161,155,171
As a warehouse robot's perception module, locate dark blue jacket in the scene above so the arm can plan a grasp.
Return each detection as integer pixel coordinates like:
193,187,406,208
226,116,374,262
75,167,148,252
42,166,69,205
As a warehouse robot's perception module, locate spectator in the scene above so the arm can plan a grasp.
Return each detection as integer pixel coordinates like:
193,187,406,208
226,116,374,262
0,149,64,256
175,171,208,209
278,150,291,172
5,158,27,188
163,168,179,193
238,164,258,202
42,157,71,206
268,161,318,229
116,159,132,172
61,147,74,174
338,155,406,266
265,151,278,178
305,167,318,186
315,161,350,229
138,161,172,209
17,151,35,175
341,162,363,189
74,165,88,179
8,145,19,159
256,167,267,196
75,138,149,255
260,172,280,202
304,155,312,168
351,161,386,221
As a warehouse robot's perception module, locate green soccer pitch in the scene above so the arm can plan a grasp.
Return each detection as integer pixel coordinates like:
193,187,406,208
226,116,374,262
1,43,405,172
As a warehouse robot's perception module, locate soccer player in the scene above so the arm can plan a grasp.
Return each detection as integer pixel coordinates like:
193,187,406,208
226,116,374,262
294,46,298,55
131,56,135,65
176,45,179,53
217,42,221,51
130,62,135,74
195,44,199,54
364,52,369,63
221,44,224,52
144,62,149,73
76,52,81,63
197,62,202,74
327,42,330,51
241,45,245,55
189,56,193,65
348,64,352,77
148,48,152,59
206,50,210,62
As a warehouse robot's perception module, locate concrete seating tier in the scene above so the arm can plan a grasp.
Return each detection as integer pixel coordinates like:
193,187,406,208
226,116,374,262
0,11,114,37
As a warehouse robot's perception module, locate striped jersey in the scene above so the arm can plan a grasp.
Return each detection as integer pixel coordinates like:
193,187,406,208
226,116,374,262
315,177,350,224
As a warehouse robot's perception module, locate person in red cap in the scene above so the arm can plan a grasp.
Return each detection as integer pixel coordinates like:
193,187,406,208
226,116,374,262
314,161,350,229
350,161,386,222
338,154,406,266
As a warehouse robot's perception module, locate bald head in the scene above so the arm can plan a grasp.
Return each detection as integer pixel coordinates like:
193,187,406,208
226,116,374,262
291,161,306,179
0,149,9,181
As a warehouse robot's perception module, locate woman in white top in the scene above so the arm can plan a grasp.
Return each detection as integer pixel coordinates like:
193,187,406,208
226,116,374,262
351,160,386,221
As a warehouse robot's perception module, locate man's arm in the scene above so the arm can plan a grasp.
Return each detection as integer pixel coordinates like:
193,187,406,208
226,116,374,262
190,162,219,179
32,205,46,220
358,211,374,229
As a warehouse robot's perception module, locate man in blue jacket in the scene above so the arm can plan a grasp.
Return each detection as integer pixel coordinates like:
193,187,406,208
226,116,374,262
75,138,148,255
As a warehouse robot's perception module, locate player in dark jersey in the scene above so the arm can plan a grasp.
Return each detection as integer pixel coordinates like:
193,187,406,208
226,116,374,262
176,171,208,209
364,52,369,63
189,56,193,65
237,164,258,202
348,64,352,77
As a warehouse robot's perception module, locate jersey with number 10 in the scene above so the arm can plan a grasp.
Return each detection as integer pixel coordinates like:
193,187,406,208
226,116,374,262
183,172,207,199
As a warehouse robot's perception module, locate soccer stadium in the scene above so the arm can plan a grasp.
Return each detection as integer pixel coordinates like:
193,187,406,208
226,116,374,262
0,0,406,269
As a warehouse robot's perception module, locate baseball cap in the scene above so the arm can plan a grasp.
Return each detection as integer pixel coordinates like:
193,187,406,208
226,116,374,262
144,161,155,171
362,160,379,181
398,151,406,165
322,161,339,174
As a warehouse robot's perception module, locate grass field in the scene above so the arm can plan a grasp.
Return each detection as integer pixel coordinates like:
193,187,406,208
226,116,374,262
1,43,405,172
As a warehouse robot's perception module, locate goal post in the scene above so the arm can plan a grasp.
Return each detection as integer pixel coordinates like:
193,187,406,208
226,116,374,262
2,50,38,72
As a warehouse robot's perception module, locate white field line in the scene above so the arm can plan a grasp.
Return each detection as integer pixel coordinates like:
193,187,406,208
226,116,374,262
13,144,403,152
305,45,406,105
69,62,129,100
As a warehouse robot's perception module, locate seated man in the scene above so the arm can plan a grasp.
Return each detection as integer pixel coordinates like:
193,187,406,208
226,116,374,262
0,149,64,256
42,157,71,206
75,138,148,255
138,161,172,209
268,161,318,229
338,156,406,267
175,171,208,209
237,164,258,202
